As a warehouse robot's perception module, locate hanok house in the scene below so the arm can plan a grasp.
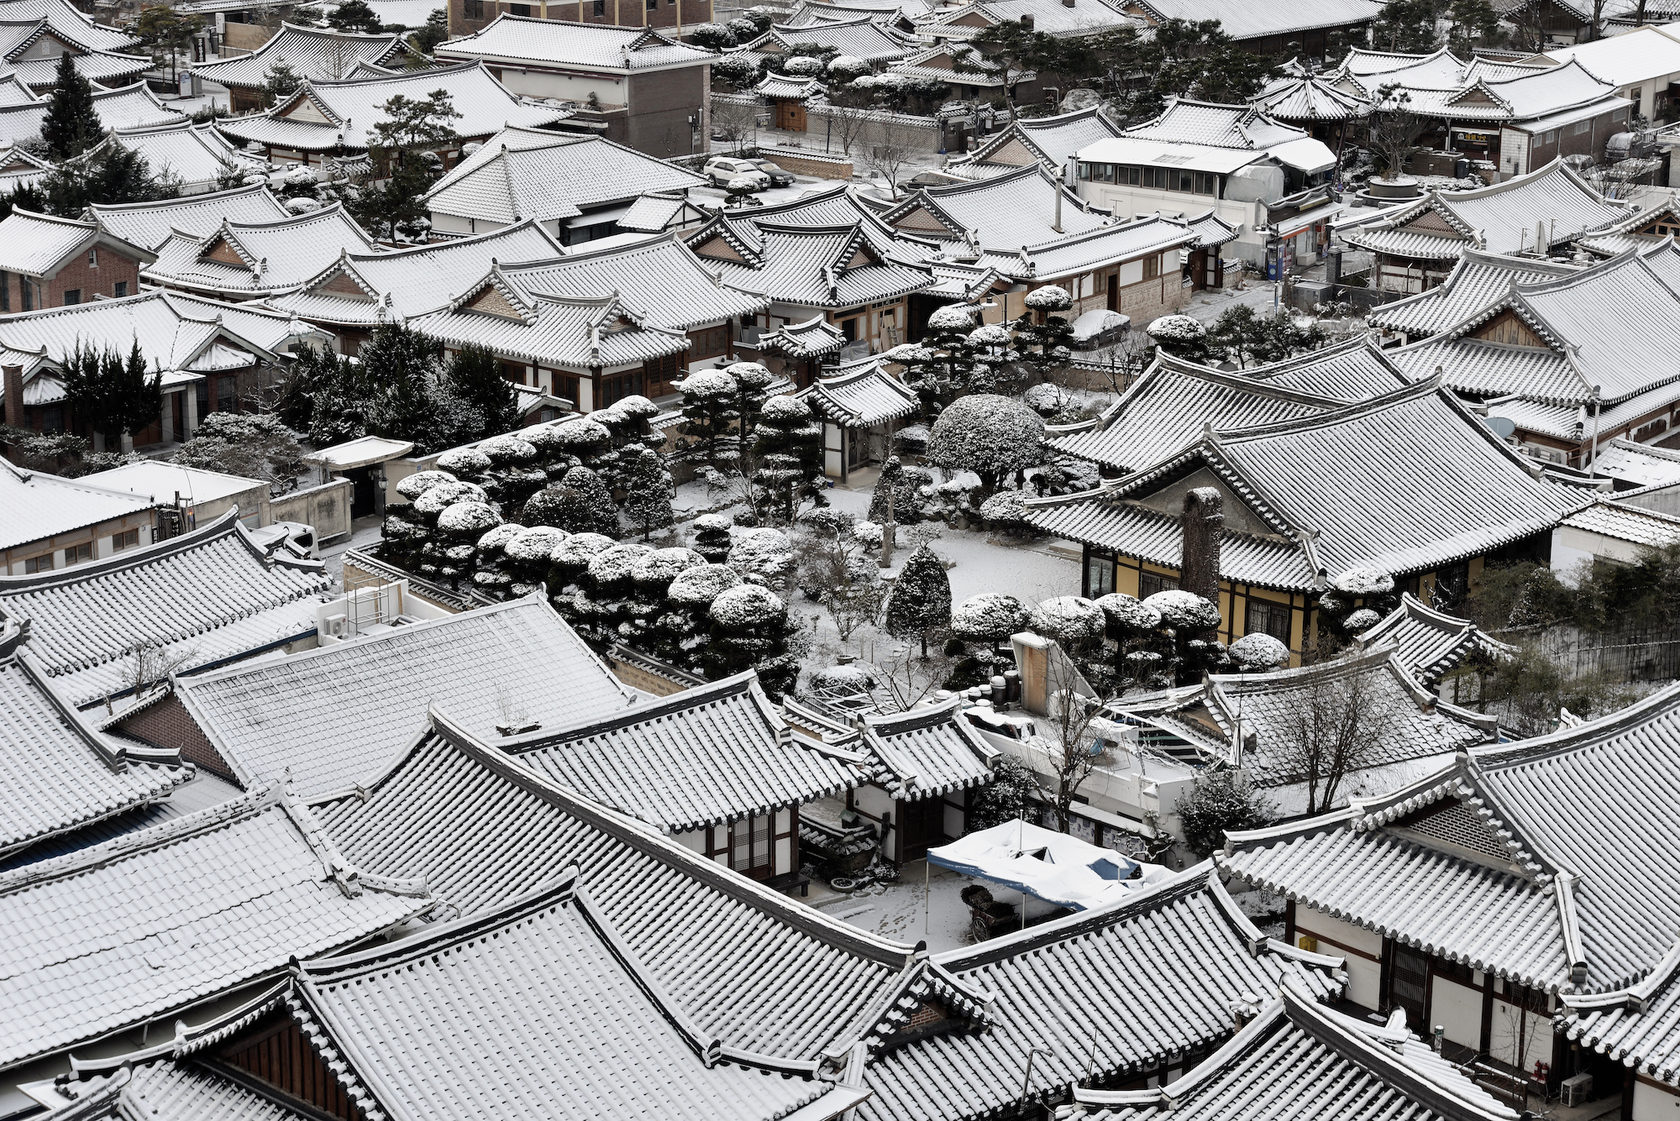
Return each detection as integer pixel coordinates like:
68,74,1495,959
0,511,329,709
216,62,567,170
422,125,706,245
444,0,715,39
301,709,1349,1121
1065,983,1523,1121
191,22,427,113
1529,24,1680,124
82,183,293,253
92,120,269,196
0,207,152,311
1029,375,1580,659
1563,941,1680,1119
0,289,332,447
1220,682,1680,1106
0,785,432,1103
0,78,185,148
944,104,1124,180
1338,157,1628,294
49,872,873,1121
434,17,717,158
1365,248,1581,345
1388,242,1680,466
141,204,379,300
886,41,1046,107
266,220,563,356
0,620,187,864
686,189,936,352
796,354,920,480
878,164,1196,323
0,14,149,93
917,0,1136,49
784,695,999,861
405,232,770,406
1350,592,1518,708
122,592,636,799
0,459,160,574
751,312,847,387
1072,99,1340,270
1106,646,1497,816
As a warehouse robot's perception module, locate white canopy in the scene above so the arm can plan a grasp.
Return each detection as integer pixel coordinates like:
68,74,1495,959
928,819,1139,910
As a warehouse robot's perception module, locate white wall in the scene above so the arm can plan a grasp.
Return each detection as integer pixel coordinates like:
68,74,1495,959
1487,992,1554,1069
1296,907,1383,1010
483,65,626,107
1636,1079,1680,1120
1430,973,1484,1050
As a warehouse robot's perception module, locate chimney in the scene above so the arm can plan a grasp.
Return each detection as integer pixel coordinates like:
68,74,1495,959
2,364,21,430
1180,487,1223,633
1053,183,1063,233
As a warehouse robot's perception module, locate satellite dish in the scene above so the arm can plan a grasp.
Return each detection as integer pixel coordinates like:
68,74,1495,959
1484,416,1517,439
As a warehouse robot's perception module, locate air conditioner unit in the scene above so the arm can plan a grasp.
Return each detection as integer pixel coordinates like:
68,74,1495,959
1297,934,1319,953
1561,1072,1592,1107
321,613,350,640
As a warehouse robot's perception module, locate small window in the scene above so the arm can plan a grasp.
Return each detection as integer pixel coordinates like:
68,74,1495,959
1244,598,1292,644
1084,549,1116,598
1138,571,1178,598
87,247,97,268
66,541,92,565
0,270,9,311
593,0,604,13
114,280,127,297
509,2,529,12
646,0,655,10
112,528,140,551
463,0,483,17
20,281,31,311
1143,255,1161,280
22,553,52,573
63,289,80,306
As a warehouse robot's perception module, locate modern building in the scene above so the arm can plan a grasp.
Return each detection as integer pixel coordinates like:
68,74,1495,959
446,0,714,38
0,458,159,574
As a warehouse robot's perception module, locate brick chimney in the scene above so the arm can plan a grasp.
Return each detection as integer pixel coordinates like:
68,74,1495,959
2,364,21,430
1180,487,1223,620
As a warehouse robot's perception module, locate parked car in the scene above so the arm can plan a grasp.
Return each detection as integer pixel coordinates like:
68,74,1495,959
703,156,770,191
751,158,795,187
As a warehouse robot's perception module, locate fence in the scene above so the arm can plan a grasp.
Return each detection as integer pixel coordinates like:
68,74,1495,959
267,478,353,544
1528,622,1680,684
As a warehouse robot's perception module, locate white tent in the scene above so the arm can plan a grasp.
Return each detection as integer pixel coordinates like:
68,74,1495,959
928,819,1141,911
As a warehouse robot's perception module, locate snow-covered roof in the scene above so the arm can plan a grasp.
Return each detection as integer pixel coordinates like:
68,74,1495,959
980,214,1195,283
754,70,824,98
1131,0,1379,36
143,203,379,297
917,0,1134,38
0,0,137,52
687,205,932,309
853,698,998,799
191,22,419,90
0,457,158,553
101,120,265,191
1050,337,1406,474
883,163,1107,248
1222,680,1680,992
217,62,567,152
500,670,859,832
423,125,705,225
1590,437,1680,489
1353,593,1519,686
0,78,183,146
0,511,328,707
1252,70,1372,121
1537,24,1680,86
1367,248,1580,337
87,184,292,252
0,785,429,1073
1557,495,1680,549
0,207,143,278
1031,378,1581,589
738,15,912,62
269,219,562,325
0,31,151,90
1564,940,1680,1089
173,594,634,802
618,189,711,234
948,105,1123,177
409,284,690,371
35,1058,305,1121
302,434,415,470
1340,158,1628,260
1069,984,1520,1120
78,460,266,507
1573,195,1680,258
0,623,185,859
758,313,846,358
797,355,920,427
1077,99,1333,175
435,15,716,72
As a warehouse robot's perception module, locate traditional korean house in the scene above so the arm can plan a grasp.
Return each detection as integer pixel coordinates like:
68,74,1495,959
0,14,149,92
1029,377,1581,657
1366,248,1580,344
265,219,563,355
1106,647,1497,816
945,105,1123,180
0,511,329,709
1116,0,1380,58
796,354,920,480
1351,592,1518,705
0,459,160,574
1338,157,1628,292
0,621,186,864
141,204,379,300
216,62,567,170
735,15,913,68
886,41,1043,105
0,79,183,147
94,121,268,195
421,125,707,244
0,289,331,446
1066,983,1522,1121
0,207,153,311
83,184,292,252
1573,195,1680,257
192,22,426,113
753,313,847,387
917,0,1136,45
120,593,635,798
1388,243,1680,464
0,785,430,1106
1562,942,1680,1119
1221,682,1680,1100
1250,65,1372,145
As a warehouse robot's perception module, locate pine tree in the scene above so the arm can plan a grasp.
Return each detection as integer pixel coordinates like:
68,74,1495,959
444,343,520,437
546,466,619,537
358,323,447,449
674,369,741,470
692,513,733,562
620,444,675,540
751,395,825,524
261,60,301,108
885,543,951,657
61,341,161,449
40,52,101,161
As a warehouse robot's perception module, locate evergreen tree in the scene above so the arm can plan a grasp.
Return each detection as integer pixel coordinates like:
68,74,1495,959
328,0,385,30
409,8,449,54
692,513,733,562
352,90,459,240
868,455,928,525
444,343,520,436
543,466,619,537
751,395,825,524
620,444,675,540
41,145,179,217
0,181,45,220
885,543,951,657
726,360,777,438
40,52,102,161
61,341,161,448
674,369,741,470
261,60,301,107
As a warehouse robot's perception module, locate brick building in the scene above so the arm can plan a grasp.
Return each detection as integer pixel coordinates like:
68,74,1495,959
446,0,711,37
0,208,152,312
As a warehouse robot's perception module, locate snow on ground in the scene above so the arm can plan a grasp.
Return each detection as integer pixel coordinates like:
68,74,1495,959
811,859,980,951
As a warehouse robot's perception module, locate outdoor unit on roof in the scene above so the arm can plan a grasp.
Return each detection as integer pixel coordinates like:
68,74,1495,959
321,612,350,641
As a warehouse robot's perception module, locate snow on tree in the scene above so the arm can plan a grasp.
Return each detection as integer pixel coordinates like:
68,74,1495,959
926,304,977,333
674,369,741,470
978,489,1032,536
1177,769,1274,859
582,542,655,644
752,394,826,524
1023,284,1072,312
668,563,742,605
826,54,870,82
868,456,930,525
724,361,777,436
436,500,501,535
534,465,619,537
707,582,799,696
1147,314,1210,362
472,522,523,595
436,447,492,477
632,546,705,589
691,513,734,563
729,526,796,592
1344,607,1381,631
478,434,538,465
1023,382,1071,418
1036,596,1105,648
783,55,825,76
545,416,613,467
1142,589,1220,633
966,754,1039,831
619,443,676,540
1228,632,1290,671
396,469,457,501
884,543,952,658
551,530,615,576
1330,567,1396,597
952,592,1037,649
412,478,490,516
1095,593,1164,636
925,393,1045,499
967,323,1013,349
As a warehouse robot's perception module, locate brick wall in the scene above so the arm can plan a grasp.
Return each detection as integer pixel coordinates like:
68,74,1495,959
117,692,237,781
44,246,145,307
448,0,709,35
